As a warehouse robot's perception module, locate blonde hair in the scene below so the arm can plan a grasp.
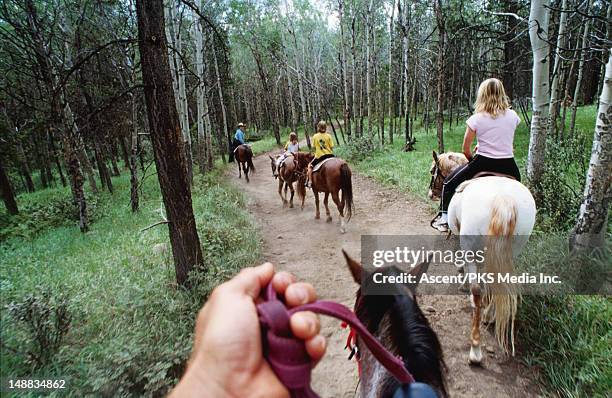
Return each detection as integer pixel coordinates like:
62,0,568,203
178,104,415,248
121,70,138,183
316,120,327,133
474,78,510,118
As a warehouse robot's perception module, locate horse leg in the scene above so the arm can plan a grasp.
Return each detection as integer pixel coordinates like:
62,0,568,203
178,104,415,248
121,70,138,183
324,192,332,223
331,190,345,233
314,190,320,219
278,179,287,206
237,161,242,179
244,163,249,183
469,282,483,365
288,182,295,208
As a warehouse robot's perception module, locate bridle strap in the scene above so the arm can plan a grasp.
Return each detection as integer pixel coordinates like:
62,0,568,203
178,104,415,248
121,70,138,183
257,283,414,398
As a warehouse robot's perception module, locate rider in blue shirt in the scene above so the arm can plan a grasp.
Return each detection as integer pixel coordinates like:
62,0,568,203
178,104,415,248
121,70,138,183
234,123,246,146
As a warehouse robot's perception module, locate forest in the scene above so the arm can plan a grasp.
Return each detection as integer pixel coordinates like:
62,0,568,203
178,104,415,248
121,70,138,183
0,0,610,397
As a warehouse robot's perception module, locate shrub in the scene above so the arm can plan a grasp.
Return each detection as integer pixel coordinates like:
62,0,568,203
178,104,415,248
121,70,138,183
0,190,100,241
341,134,379,161
537,135,590,232
5,288,72,369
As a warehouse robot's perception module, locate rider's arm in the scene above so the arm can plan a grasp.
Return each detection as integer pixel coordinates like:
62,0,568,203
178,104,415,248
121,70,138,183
462,127,476,161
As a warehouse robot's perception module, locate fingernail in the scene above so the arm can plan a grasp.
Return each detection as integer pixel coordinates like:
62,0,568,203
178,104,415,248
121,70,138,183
295,288,307,304
313,334,326,350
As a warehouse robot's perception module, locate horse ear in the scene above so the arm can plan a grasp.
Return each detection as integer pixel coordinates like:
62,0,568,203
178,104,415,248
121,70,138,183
406,256,430,293
269,155,275,161
342,249,362,284
432,150,439,164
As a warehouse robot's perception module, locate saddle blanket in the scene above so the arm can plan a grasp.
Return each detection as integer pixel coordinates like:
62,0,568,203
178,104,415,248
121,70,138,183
313,157,336,172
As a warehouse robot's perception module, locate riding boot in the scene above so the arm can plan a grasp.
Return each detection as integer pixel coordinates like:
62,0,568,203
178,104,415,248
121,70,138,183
305,165,312,188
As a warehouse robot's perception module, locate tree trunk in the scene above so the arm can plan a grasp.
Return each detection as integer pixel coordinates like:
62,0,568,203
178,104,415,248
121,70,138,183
571,53,611,252
527,0,551,199
502,0,518,101
548,0,569,138
49,129,67,187
387,0,396,144
211,32,231,159
0,157,18,215
435,0,445,153
193,9,207,173
16,141,35,192
339,0,352,140
569,0,593,137
130,89,139,212
166,0,193,182
135,0,204,286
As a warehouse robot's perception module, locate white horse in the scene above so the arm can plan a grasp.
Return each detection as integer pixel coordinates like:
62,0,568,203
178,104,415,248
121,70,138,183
429,151,536,365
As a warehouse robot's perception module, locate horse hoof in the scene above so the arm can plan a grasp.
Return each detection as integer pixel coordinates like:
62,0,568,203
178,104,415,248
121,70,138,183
340,227,346,234
468,346,483,366
315,215,320,220
289,203,294,208
326,216,332,223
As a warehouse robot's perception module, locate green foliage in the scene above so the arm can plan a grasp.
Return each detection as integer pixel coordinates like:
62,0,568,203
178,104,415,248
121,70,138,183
519,295,612,397
538,135,591,232
5,288,71,369
0,187,100,242
341,134,380,161
0,169,262,396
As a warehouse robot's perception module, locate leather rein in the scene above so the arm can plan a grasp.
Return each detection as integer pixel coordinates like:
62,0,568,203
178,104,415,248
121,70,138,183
257,282,415,398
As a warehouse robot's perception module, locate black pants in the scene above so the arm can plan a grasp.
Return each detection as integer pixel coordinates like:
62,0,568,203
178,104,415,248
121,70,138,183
229,139,243,162
311,154,335,167
440,155,521,212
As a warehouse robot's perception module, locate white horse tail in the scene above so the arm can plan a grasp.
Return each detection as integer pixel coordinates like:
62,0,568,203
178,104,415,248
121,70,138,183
484,195,519,355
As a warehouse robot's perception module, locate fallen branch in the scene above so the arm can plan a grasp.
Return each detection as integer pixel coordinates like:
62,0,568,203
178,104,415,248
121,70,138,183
140,220,169,232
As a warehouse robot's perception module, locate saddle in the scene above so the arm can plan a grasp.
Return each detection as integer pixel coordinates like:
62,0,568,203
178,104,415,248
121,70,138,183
312,157,335,173
472,171,516,180
279,154,294,168
456,172,516,193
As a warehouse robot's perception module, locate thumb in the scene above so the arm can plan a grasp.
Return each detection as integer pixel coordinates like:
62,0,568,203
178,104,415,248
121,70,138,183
229,262,275,299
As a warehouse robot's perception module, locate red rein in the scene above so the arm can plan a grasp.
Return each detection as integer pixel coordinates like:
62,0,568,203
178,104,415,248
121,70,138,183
257,283,414,398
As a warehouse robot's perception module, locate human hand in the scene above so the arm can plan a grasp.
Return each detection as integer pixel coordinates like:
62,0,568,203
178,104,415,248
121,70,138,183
170,263,326,398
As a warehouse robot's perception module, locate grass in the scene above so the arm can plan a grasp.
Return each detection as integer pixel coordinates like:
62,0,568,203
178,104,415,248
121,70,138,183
335,105,611,397
0,155,276,395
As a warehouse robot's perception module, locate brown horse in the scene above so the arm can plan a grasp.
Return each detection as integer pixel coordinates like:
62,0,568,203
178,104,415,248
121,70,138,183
234,144,255,182
268,154,303,208
295,153,354,233
343,251,448,397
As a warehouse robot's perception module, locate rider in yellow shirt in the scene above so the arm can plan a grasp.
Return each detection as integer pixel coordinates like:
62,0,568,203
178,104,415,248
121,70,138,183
306,121,335,187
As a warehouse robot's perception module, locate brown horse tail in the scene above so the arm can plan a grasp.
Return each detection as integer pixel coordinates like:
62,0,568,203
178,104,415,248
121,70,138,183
246,147,256,173
340,162,354,222
247,156,256,173
297,173,306,202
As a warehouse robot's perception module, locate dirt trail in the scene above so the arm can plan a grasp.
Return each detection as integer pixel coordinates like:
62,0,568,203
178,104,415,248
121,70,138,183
227,150,539,397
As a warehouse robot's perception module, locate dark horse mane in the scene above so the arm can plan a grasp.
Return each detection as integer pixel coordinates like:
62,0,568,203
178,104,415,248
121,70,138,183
355,267,448,398
294,152,313,201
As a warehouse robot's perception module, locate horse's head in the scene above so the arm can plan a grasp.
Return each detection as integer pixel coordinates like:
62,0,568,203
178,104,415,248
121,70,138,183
269,155,279,177
343,250,447,398
294,152,314,171
428,151,468,200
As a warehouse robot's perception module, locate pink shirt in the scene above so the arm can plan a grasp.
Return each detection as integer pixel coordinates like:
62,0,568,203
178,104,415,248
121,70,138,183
466,109,520,159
